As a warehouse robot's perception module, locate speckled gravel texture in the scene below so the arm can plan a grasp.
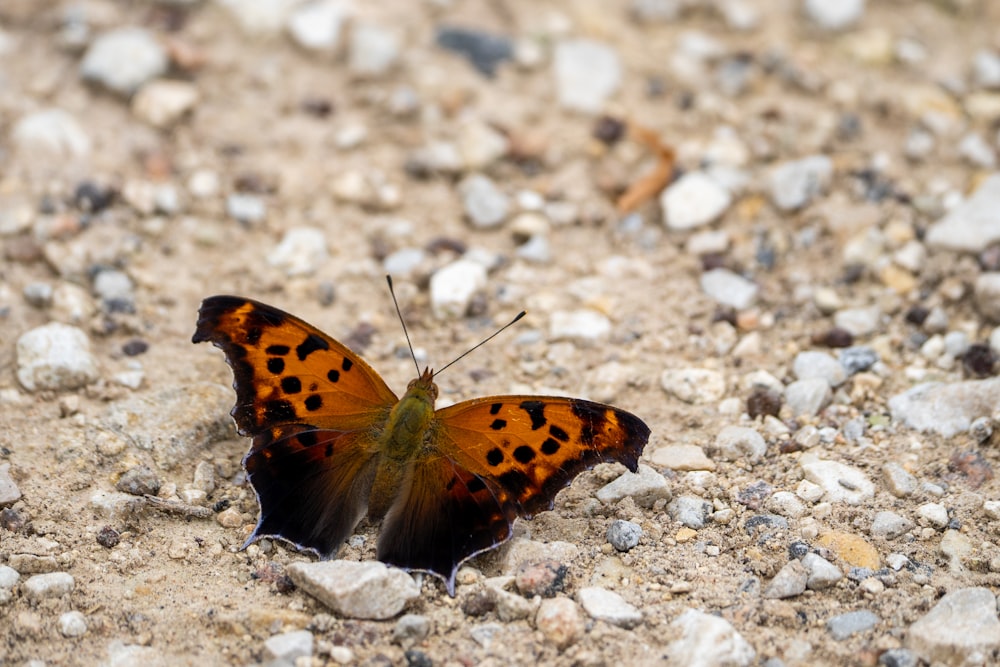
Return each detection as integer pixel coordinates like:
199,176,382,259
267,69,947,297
3,1,1000,666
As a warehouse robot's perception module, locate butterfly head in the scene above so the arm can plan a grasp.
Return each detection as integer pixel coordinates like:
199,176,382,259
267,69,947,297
406,367,439,402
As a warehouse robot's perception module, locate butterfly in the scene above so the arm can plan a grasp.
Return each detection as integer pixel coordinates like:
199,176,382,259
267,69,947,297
192,292,650,596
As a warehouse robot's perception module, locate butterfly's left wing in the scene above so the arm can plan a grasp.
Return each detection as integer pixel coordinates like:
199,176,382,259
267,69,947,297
376,396,650,594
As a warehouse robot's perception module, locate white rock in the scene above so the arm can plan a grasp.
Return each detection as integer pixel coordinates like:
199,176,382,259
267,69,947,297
535,597,584,649
766,491,806,518
800,457,874,505
793,351,847,387
834,306,882,336
926,174,1000,253
16,323,100,392
906,587,1000,665
549,310,611,343
459,174,509,228
577,587,642,628
917,502,949,528
661,172,732,230
0,463,21,506
763,560,808,599
458,120,509,171
958,133,997,168
595,464,671,507
768,155,833,211
131,80,200,128
882,463,918,498
553,39,621,114
286,561,419,620
383,248,426,278
349,22,400,76
714,425,766,463
871,511,914,539
803,0,865,31
650,445,716,472
287,0,351,52
430,259,487,319
699,268,758,309
80,27,168,95
686,229,731,255
666,608,756,667
227,193,266,224
267,227,329,277
889,378,1000,438
0,565,20,589
661,368,726,404
801,552,843,590
975,273,1000,322
973,50,1000,89
59,611,88,637
12,109,91,158
216,0,297,35
22,572,75,601
265,630,314,661
784,378,831,416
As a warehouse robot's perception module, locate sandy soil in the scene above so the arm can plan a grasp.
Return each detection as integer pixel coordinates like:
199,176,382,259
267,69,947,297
2,1,1000,665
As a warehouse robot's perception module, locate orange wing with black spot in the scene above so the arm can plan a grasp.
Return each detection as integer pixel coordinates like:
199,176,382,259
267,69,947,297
193,296,397,556
376,396,649,594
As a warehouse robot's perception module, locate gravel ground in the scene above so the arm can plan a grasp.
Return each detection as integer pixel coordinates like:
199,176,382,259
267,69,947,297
3,1,1000,666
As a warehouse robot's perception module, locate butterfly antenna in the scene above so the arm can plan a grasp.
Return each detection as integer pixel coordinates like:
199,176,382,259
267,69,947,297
434,310,527,377
386,275,421,376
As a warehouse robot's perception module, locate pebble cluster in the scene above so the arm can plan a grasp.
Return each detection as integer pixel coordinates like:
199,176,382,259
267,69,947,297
2,1,1000,666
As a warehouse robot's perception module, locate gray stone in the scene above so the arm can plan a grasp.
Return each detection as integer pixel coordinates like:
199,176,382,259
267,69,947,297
661,172,732,230
958,133,997,168
286,560,419,620
784,378,832,416
700,268,758,309
349,22,399,76
918,502,949,528
430,259,487,319
459,174,509,228
58,611,88,637
888,378,1000,438
839,346,879,375
22,572,75,600
103,383,234,469
871,511,914,540
93,270,134,306
12,108,91,158
882,462,918,497
264,630,313,661
226,193,266,224
115,465,161,496
714,425,767,463
802,553,843,590
16,323,100,391
668,495,712,529
267,227,329,277
554,39,621,113
0,565,20,589
595,464,671,507
804,0,865,31
793,351,847,387
80,27,168,95
0,463,21,506
800,457,874,505
926,174,1000,253
392,614,430,646
549,309,611,343
827,610,879,640
834,306,882,337
661,367,726,404
974,50,1000,89
606,520,642,552
383,248,427,278
763,560,808,599
577,587,642,628
666,609,756,667
879,648,918,667
975,273,1000,322
906,587,1000,665
286,0,351,53
769,155,833,211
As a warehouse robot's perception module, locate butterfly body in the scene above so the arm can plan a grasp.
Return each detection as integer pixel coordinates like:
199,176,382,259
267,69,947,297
193,295,650,596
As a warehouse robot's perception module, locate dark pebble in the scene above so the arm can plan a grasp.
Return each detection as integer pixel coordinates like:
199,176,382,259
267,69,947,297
788,541,810,559
904,305,929,325
317,280,336,307
122,339,149,356
97,525,121,548
744,514,789,535
979,244,1000,272
735,481,773,509
747,387,782,418
74,181,115,213
811,327,854,348
839,346,879,375
300,96,334,117
212,499,230,512
115,465,161,496
0,507,26,532
404,649,433,667
460,589,495,616
435,26,512,78
948,450,993,489
962,344,996,378
515,559,569,598
592,115,627,145
879,647,918,667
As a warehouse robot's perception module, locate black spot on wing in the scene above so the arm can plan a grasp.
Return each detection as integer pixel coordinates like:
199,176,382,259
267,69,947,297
513,445,536,464
519,400,546,430
497,470,531,498
298,430,318,447
327,369,340,383
540,438,560,455
489,403,502,415
263,399,297,423
280,376,302,394
266,344,290,355
490,419,507,431
486,448,504,466
304,395,323,412
342,357,353,372
466,476,487,494
549,424,570,442
246,327,262,345
267,357,285,375
296,333,329,361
